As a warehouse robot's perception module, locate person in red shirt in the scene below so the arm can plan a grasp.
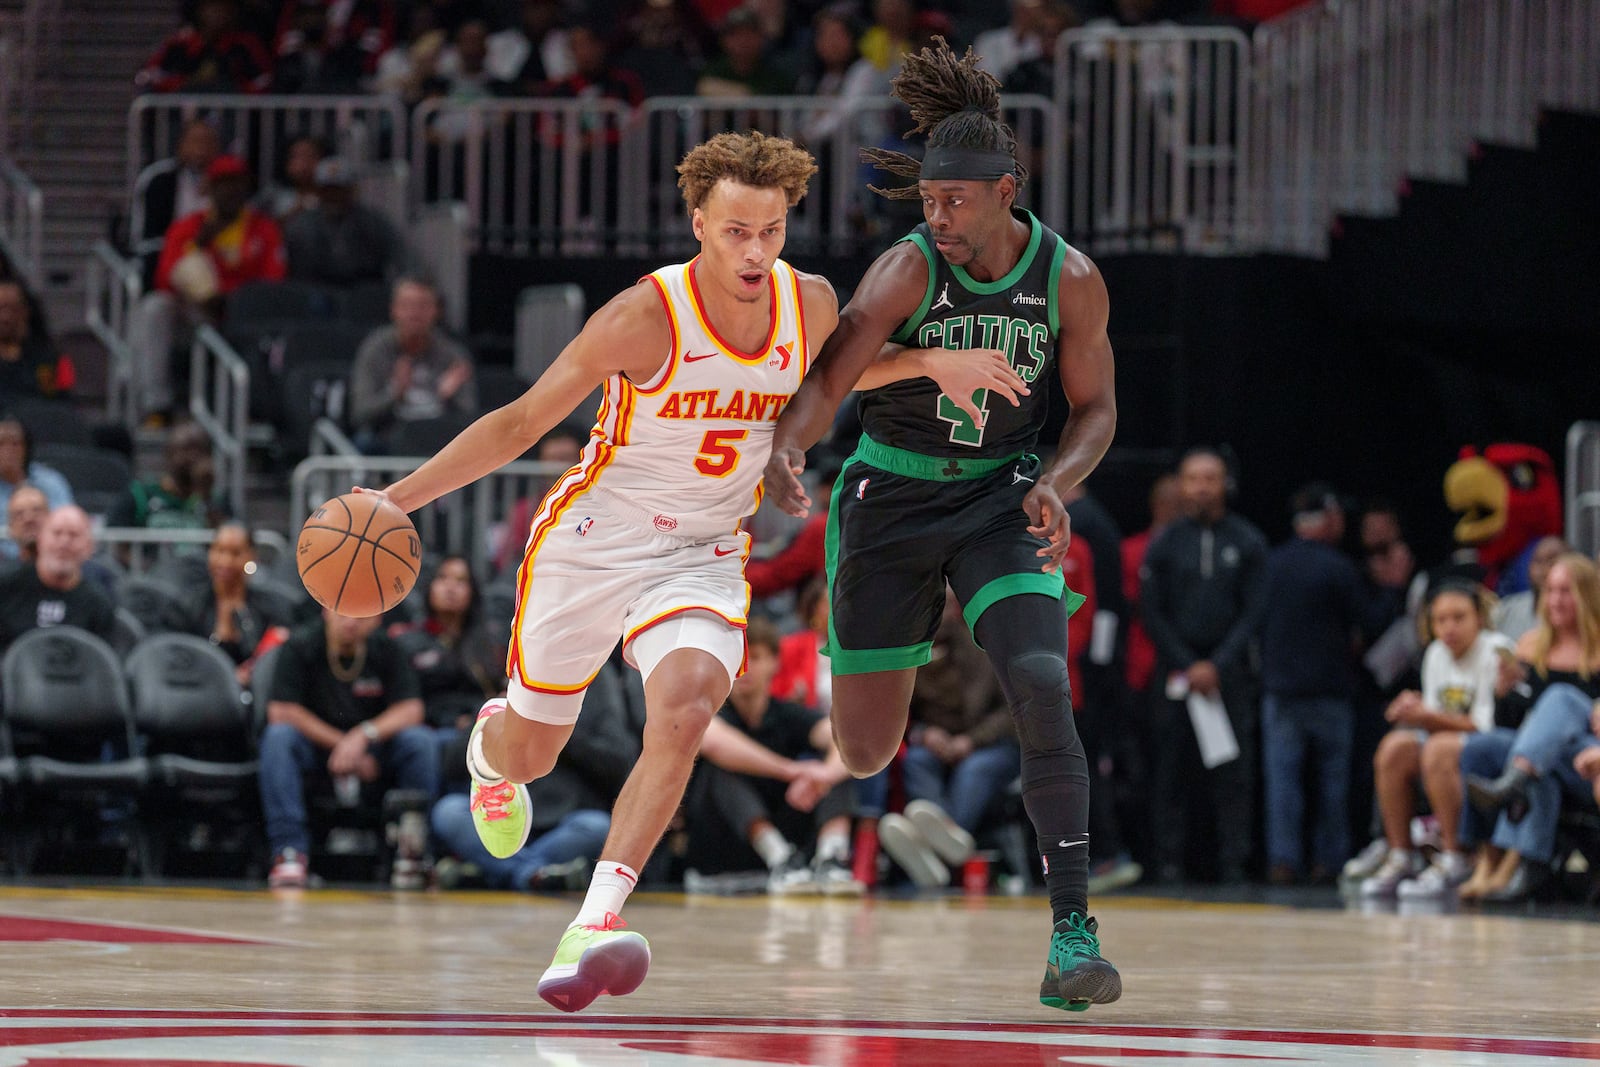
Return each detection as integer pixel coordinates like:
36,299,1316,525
772,576,831,712
136,0,274,94
132,155,286,422
1121,472,1182,699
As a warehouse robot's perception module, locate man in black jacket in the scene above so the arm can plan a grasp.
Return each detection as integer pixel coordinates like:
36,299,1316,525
1139,447,1267,883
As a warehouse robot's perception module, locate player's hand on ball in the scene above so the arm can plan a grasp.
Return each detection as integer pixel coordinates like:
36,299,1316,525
764,445,812,518
1023,484,1071,573
924,347,1028,424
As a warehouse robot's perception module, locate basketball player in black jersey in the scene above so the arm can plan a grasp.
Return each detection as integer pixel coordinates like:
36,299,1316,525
764,39,1121,1010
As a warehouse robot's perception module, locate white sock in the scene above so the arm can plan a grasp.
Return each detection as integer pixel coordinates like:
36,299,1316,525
466,719,505,785
753,827,794,870
815,827,850,865
573,861,639,927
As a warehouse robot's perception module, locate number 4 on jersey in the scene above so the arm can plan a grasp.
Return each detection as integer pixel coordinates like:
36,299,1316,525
938,389,991,447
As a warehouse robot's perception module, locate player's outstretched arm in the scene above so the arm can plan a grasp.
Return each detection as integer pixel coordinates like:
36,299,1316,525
1026,250,1117,572
376,283,670,514
765,244,927,517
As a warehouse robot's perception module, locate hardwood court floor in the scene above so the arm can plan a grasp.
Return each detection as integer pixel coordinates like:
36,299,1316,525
0,883,1597,1065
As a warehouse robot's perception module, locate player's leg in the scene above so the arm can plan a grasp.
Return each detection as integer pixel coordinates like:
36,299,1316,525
830,670,917,775
537,613,741,1013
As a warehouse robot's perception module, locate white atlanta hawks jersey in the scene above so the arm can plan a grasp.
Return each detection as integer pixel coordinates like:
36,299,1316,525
553,256,811,541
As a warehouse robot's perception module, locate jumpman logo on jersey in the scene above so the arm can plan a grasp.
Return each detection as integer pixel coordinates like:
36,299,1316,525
930,282,954,312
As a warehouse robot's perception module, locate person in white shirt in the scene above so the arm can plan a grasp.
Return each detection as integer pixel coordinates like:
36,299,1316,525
973,0,1047,83
1356,580,1511,897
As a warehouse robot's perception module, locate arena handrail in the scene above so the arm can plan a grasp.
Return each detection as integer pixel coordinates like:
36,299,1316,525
85,241,145,434
189,324,249,518
0,159,43,290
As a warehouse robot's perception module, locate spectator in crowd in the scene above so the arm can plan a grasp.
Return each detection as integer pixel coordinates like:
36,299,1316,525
388,555,507,786
0,417,73,519
260,607,438,888
1258,483,1403,886
283,158,406,289
0,505,115,655
180,522,295,686
426,19,501,142
132,154,287,422
349,276,478,453
107,422,226,530
617,0,709,97
133,119,221,261
695,7,793,96
136,0,274,94
257,134,330,223
1122,473,1181,708
1002,0,1081,98
876,590,1016,889
1494,535,1568,641
431,672,637,893
795,6,886,145
772,575,831,712
1140,446,1267,883
0,281,74,402
857,0,916,72
974,0,1047,82
1,484,48,565
1353,580,1510,897
487,0,574,88
690,618,861,895
490,423,585,576
271,0,393,92
371,2,450,102
1459,553,1600,900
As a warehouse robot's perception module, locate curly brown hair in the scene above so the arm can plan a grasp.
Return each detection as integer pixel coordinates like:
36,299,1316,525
676,131,818,214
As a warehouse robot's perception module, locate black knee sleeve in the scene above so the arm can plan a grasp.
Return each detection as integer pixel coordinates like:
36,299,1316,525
1007,652,1079,757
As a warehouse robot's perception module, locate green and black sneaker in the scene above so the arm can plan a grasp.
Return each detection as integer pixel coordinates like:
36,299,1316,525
1040,913,1122,1012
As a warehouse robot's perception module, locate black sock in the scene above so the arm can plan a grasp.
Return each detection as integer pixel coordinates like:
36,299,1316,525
1025,750,1091,924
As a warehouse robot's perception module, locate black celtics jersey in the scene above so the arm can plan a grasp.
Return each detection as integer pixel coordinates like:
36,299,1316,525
861,209,1067,458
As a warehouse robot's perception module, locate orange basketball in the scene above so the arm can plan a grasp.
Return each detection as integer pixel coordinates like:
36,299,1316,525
297,492,421,617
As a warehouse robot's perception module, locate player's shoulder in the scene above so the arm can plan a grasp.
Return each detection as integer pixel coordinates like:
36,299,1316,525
790,268,839,319
586,276,673,346
1056,238,1103,285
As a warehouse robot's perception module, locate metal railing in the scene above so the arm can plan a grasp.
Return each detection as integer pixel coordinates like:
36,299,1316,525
1057,26,1250,254
189,324,250,518
1566,421,1600,560
85,241,145,433
97,526,292,577
291,456,569,577
129,92,409,196
0,159,43,288
413,201,470,335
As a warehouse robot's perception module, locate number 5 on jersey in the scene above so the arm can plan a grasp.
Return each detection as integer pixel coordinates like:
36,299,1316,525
695,429,749,477
938,389,991,447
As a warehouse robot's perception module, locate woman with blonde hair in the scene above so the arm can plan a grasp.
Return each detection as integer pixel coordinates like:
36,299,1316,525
1461,552,1600,900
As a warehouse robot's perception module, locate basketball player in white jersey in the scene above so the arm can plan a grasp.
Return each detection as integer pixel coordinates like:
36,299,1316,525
359,133,838,1012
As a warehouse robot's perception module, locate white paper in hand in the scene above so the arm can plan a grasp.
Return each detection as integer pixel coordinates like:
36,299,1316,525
1186,690,1239,769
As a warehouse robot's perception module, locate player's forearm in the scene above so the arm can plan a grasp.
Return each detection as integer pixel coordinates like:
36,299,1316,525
852,345,922,391
385,404,543,513
1040,399,1116,497
772,377,844,452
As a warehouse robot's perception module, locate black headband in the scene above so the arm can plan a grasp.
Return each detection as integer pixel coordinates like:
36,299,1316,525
919,145,1016,181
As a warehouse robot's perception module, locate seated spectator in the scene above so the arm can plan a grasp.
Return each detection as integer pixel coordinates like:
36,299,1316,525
696,7,794,96
772,576,830,712
487,0,574,89
274,0,395,83
181,522,294,686
129,155,287,422
1459,553,1600,900
796,6,887,147
1355,581,1511,896
136,0,273,94
0,505,115,655
257,134,329,223
107,422,227,530
616,0,708,97
388,555,507,785
491,423,585,575
271,0,371,93
260,607,438,888
371,3,450,104
1002,1,1082,98
0,416,73,517
132,119,220,261
426,19,502,142
975,0,1047,83
1494,536,1567,641
877,590,1018,888
1,484,48,565
690,618,862,895
431,674,637,893
0,279,75,402
350,276,477,453
284,158,406,289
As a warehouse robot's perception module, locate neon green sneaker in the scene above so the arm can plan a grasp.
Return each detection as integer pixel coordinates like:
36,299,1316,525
536,913,651,1012
1039,913,1122,1012
467,704,531,860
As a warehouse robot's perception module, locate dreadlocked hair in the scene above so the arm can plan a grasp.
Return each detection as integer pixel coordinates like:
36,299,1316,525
677,131,818,214
862,37,1029,201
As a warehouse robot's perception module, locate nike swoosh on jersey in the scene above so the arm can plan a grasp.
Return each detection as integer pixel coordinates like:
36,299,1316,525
713,545,738,556
1057,839,1088,848
682,351,719,363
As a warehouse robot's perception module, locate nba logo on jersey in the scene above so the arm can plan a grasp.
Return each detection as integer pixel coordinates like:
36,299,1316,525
856,478,871,500
575,516,594,537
